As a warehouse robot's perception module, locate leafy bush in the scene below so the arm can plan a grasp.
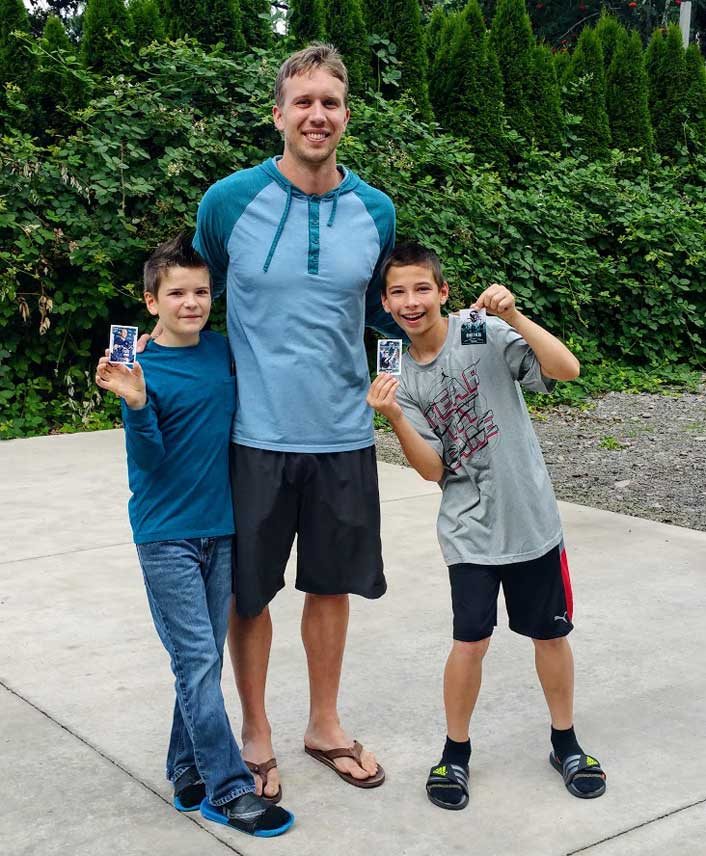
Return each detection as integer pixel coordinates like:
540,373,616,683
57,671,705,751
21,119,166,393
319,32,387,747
1,39,705,439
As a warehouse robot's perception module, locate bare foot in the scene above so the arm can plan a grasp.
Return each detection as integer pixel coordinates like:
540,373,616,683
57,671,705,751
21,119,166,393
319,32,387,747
241,735,281,799
304,723,379,780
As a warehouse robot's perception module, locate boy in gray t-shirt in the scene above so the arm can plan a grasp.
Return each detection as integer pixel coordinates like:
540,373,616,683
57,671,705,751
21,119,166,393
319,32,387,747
368,243,606,810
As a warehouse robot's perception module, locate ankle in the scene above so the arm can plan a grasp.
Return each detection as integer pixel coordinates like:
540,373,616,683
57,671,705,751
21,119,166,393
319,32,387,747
441,735,471,768
241,722,272,747
551,725,582,762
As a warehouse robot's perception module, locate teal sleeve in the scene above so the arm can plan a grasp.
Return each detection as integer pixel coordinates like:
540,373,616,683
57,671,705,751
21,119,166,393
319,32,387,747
194,183,230,299
121,398,166,472
359,188,408,341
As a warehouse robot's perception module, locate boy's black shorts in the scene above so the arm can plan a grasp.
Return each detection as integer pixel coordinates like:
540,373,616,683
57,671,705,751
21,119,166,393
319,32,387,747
448,543,574,642
229,443,386,618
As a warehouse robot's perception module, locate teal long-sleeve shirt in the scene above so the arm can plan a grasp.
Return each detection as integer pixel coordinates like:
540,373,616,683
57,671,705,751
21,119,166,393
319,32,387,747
121,331,236,544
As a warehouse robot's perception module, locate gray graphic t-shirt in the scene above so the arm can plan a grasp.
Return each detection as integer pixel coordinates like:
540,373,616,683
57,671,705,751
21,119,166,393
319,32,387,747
397,315,563,566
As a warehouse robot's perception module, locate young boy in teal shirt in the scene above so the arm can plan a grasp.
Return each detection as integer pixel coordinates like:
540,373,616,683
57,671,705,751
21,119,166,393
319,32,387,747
96,233,294,838
368,242,606,810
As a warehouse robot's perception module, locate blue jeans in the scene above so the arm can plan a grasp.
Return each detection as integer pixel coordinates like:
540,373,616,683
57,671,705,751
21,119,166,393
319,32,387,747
136,536,255,805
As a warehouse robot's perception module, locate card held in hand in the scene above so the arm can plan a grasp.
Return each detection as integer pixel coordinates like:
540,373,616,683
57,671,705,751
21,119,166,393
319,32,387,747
377,339,402,375
460,308,487,345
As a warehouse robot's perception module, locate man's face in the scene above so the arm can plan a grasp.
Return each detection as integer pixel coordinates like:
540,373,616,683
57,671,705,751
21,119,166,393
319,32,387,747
273,69,349,168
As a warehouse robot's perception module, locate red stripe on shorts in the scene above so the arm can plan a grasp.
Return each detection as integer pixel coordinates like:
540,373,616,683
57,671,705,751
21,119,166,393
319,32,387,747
559,546,574,620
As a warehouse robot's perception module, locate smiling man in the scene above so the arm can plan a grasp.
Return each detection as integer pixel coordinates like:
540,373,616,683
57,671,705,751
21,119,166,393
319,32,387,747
193,44,403,803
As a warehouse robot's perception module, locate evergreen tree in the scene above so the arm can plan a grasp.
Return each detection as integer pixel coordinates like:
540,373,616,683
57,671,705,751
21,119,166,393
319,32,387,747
289,0,326,46
489,0,533,141
0,0,35,104
606,30,653,159
383,0,432,119
527,43,563,152
684,42,706,149
164,0,246,52
646,25,687,156
553,47,570,87
240,0,271,48
425,4,446,69
33,15,83,135
594,10,623,72
428,1,505,168
564,26,611,159
363,0,384,37
128,0,164,50
326,0,370,94
80,0,133,72
429,11,460,120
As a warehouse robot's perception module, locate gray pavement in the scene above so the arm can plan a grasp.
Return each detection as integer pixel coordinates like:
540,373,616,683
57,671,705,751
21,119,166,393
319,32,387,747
1,429,705,856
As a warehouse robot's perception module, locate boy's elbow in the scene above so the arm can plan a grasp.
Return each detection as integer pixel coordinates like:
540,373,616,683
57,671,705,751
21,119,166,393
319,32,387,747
546,357,580,382
565,357,581,380
422,462,444,483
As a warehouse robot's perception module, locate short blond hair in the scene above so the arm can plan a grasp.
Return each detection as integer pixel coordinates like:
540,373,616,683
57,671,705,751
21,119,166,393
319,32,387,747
274,43,349,107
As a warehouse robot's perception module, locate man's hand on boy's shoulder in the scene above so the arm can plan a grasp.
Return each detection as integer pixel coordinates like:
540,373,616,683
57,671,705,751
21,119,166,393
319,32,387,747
367,373,403,423
473,283,520,325
96,351,147,410
136,323,163,354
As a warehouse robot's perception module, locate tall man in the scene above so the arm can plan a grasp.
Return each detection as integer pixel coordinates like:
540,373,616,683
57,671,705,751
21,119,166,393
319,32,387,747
193,44,403,800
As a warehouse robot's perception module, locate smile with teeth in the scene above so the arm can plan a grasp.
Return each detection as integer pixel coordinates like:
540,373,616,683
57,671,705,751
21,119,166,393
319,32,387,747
402,312,424,321
305,131,329,140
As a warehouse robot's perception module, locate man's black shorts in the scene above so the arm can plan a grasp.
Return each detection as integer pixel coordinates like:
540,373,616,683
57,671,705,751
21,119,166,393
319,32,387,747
230,444,386,618
448,543,574,642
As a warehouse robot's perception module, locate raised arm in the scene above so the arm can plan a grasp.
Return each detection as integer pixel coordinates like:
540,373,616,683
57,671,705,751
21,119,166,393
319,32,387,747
367,373,444,482
96,355,166,471
473,284,580,381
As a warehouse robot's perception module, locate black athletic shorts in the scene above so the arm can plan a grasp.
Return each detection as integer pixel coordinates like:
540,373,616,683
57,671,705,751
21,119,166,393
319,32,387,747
448,543,574,642
230,443,386,618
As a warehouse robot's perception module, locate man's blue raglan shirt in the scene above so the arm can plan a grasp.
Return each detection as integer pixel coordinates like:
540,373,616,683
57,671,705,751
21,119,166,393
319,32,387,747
121,332,236,544
194,157,402,454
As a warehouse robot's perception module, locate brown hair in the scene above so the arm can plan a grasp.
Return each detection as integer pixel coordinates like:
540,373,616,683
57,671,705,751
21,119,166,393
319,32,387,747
274,43,349,107
143,231,209,297
380,242,445,294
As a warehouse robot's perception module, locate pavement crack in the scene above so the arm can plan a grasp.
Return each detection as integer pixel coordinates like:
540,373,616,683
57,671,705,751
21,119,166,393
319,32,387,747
565,797,706,854
0,678,246,856
0,541,133,566
381,492,439,504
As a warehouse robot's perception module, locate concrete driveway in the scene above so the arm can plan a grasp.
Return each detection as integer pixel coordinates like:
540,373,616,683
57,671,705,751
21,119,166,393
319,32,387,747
1,429,705,856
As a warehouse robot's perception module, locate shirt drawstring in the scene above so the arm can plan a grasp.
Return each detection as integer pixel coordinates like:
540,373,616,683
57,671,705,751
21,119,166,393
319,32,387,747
263,183,292,273
327,185,342,227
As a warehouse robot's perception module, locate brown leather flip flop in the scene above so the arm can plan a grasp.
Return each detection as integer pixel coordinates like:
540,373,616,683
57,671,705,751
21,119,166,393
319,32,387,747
244,758,282,804
304,740,385,788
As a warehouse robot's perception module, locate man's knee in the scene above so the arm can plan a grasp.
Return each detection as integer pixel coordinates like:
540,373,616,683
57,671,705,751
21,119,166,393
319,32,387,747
452,636,491,660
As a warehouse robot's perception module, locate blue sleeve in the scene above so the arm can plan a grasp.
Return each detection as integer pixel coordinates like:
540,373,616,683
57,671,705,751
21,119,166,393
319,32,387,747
357,187,408,340
121,398,166,472
194,167,274,300
194,183,230,299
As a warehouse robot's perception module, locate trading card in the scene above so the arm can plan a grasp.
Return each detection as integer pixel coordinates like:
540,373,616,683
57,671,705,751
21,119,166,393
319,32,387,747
108,325,138,365
377,339,403,375
460,308,487,345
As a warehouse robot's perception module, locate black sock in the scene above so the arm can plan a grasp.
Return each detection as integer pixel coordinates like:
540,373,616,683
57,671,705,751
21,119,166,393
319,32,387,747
441,736,471,768
551,725,582,762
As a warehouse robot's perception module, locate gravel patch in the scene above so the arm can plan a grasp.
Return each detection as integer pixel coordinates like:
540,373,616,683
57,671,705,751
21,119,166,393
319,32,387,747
375,381,706,532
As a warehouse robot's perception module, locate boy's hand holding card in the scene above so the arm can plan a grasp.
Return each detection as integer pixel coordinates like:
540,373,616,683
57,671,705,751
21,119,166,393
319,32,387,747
96,355,147,410
473,283,518,322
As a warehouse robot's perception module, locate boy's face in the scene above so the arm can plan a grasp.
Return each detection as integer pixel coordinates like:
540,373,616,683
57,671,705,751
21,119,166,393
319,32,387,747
382,264,449,337
144,266,211,344
273,69,349,169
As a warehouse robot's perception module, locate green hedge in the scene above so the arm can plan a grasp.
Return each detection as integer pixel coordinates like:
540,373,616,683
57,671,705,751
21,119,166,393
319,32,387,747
1,40,704,438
